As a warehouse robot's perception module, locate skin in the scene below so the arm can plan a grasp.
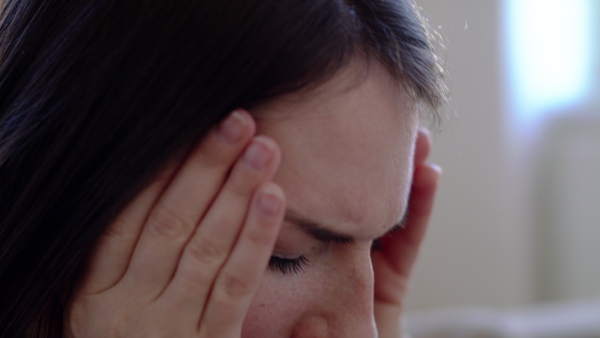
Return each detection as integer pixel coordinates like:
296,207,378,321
66,59,440,337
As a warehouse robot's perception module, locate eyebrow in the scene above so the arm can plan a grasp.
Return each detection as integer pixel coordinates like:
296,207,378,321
284,210,408,244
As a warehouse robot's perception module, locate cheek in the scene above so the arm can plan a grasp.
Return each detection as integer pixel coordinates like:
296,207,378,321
241,274,313,337
242,248,377,337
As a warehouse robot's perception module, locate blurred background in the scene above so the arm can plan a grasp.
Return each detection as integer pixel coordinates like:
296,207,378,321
0,0,595,335
406,0,599,336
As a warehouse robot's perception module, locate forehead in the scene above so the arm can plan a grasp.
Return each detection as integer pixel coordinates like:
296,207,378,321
253,60,418,239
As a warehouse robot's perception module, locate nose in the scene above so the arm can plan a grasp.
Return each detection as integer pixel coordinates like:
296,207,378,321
291,249,378,338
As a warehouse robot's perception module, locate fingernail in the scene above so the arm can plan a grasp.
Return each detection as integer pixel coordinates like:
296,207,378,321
430,164,443,175
258,188,283,216
419,127,432,143
217,110,246,144
243,139,271,170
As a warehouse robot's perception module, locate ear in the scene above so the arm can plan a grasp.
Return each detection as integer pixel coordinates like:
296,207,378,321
413,128,431,167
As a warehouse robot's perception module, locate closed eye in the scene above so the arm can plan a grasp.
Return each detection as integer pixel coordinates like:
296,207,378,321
268,255,309,275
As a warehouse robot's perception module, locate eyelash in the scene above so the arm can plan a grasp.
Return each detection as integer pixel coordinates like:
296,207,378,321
371,238,382,250
268,255,309,275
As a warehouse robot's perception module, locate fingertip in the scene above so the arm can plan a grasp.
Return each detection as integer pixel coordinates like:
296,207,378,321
252,135,279,152
234,109,257,135
413,163,442,189
429,163,443,177
418,127,432,143
216,109,256,144
261,181,285,198
251,135,282,170
257,182,286,217
414,128,432,166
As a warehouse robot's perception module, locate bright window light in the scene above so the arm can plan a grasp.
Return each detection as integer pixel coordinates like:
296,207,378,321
504,0,593,127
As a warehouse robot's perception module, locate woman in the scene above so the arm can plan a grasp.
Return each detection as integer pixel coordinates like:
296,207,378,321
0,0,445,336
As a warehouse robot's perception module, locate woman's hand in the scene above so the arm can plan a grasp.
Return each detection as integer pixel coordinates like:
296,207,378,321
66,110,285,337
371,128,441,338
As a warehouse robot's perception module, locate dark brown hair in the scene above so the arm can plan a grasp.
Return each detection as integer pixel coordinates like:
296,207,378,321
0,0,445,336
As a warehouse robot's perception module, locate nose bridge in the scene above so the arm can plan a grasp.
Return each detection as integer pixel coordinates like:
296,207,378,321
325,248,377,337
337,248,374,307
291,249,378,338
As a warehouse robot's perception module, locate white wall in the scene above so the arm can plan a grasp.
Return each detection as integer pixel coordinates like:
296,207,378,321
407,0,600,312
407,0,536,311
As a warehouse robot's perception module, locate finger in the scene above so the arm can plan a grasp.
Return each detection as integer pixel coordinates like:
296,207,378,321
384,163,440,275
197,183,285,336
372,163,440,302
121,110,256,297
159,137,280,322
413,128,431,167
78,161,177,294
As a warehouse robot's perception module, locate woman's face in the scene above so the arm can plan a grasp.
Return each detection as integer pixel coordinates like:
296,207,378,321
243,60,419,337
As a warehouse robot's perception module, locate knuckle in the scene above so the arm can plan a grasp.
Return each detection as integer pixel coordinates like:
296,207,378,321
193,140,233,169
218,271,254,300
384,271,409,294
148,205,190,240
185,238,228,266
176,264,213,288
103,218,139,240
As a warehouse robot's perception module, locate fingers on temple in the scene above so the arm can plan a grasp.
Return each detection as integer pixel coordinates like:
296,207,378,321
196,183,285,336
119,110,259,296
159,138,281,321
383,163,441,277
